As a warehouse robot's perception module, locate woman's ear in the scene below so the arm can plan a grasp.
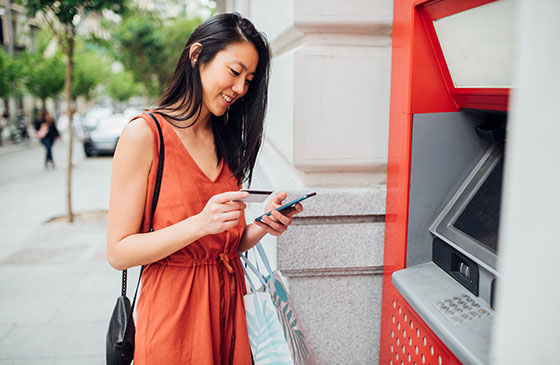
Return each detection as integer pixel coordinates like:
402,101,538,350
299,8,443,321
189,42,202,67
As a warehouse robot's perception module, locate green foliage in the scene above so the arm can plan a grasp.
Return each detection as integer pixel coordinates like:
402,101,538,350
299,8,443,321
111,10,201,97
20,51,65,102
21,0,127,25
72,40,111,100
0,49,23,98
106,70,142,102
111,10,165,97
157,17,202,89
32,28,54,54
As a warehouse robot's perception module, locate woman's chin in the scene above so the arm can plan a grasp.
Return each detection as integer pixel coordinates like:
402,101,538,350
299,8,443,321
211,108,228,117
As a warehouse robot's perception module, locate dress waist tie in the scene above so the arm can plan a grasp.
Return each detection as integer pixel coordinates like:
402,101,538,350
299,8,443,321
218,252,239,364
218,252,235,274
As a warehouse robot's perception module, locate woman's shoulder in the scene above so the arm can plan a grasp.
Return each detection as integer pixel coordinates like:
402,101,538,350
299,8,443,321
121,116,154,145
113,116,154,167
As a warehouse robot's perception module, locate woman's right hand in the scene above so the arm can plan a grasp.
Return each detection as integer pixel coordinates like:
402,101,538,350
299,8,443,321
196,191,249,236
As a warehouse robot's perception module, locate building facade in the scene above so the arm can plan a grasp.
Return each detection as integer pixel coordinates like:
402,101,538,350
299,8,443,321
221,0,392,363
220,0,560,364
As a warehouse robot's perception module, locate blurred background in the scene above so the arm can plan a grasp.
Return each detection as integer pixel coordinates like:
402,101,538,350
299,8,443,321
0,0,215,148
1,0,559,364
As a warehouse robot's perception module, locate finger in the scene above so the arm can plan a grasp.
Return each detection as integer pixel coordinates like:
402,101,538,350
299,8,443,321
221,211,243,222
270,209,292,226
261,214,286,232
254,219,283,236
271,191,288,205
221,220,241,232
223,200,247,212
212,190,250,203
285,203,303,218
210,201,246,215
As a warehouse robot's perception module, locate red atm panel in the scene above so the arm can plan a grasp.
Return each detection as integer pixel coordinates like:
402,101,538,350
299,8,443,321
380,0,508,363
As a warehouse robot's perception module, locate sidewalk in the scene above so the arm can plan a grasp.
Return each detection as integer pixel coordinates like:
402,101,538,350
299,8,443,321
0,139,41,156
0,141,131,364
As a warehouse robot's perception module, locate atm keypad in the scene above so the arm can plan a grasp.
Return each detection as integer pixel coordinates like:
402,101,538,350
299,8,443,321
433,294,492,326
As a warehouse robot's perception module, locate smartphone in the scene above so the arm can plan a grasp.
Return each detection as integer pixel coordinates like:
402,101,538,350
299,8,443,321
254,192,316,222
237,189,273,203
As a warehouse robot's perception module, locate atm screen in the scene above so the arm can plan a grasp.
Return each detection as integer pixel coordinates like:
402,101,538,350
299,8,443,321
452,158,503,253
431,142,504,271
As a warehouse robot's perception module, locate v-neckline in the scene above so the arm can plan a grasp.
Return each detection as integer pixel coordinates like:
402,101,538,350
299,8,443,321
162,115,224,183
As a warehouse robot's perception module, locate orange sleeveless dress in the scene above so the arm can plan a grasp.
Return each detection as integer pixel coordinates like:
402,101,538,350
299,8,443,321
133,113,252,364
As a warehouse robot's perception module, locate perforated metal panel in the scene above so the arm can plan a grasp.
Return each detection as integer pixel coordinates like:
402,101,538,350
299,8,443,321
384,291,461,365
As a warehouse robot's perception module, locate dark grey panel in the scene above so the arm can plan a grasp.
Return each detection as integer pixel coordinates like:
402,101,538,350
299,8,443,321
406,111,492,267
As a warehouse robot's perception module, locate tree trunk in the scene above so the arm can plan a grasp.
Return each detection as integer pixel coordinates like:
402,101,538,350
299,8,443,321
41,98,46,113
65,33,75,223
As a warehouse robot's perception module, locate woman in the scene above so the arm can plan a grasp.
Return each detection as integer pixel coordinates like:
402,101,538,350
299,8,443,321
107,13,302,364
36,111,60,169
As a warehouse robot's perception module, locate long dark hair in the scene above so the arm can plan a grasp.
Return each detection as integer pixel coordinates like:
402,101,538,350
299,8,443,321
155,13,271,185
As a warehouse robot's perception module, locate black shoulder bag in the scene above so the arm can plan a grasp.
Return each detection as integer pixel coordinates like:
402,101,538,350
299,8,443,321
106,113,164,365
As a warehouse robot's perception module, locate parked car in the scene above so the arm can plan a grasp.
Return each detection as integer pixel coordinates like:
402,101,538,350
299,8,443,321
81,106,114,131
82,113,128,157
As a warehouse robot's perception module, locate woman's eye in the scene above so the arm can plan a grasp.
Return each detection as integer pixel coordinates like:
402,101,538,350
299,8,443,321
230,68,240,76
245,79,253,85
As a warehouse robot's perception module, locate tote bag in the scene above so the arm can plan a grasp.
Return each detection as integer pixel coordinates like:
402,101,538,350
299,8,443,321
241,244,317,365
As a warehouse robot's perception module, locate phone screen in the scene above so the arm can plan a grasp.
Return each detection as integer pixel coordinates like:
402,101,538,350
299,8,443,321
254,193,316,222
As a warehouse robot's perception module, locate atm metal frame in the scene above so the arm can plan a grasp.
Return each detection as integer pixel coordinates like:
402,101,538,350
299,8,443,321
379,0,508,364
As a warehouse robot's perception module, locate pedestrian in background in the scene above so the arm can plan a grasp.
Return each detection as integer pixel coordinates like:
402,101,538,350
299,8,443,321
106,13,303,364
35,111,60,169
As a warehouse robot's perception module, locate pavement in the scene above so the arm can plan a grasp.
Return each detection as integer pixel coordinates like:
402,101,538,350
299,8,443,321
0,139,140,364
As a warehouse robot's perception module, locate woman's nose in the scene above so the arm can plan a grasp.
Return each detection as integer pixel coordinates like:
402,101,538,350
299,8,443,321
231,78,246,95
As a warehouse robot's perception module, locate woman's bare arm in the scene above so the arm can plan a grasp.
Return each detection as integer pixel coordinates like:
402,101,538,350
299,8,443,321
106,118,250,270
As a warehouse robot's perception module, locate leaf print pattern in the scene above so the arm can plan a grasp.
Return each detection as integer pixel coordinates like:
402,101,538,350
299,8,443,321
244,291,293,364
268,272,317,365
242,245,317,365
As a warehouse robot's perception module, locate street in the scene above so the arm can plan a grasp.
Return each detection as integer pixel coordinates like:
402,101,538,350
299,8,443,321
0,140,139,364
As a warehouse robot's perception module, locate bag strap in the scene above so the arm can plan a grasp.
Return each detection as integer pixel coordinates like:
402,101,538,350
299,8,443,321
255,242,274,277
121,112,165,298
240,252,269,290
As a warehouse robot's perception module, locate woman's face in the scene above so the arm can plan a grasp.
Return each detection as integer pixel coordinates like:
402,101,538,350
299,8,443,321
198,41,259,117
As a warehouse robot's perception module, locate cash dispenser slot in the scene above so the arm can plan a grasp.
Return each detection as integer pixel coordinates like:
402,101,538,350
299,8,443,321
433,237,479,296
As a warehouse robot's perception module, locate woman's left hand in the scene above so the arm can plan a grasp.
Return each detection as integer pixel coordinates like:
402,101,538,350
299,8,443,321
254,192,303,236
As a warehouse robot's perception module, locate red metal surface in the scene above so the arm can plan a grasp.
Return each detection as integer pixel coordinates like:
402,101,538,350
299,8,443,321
411,7,459,113
422,0,497,21
419,4,510,111
382,284,462,365
379,0,509,362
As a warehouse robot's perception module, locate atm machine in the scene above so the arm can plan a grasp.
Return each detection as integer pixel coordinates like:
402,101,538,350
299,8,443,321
379,0,513,364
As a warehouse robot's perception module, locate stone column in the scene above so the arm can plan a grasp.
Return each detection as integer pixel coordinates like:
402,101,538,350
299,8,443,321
226,0,392,362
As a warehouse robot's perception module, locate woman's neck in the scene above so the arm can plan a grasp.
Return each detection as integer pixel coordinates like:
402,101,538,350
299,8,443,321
161,100,211,133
